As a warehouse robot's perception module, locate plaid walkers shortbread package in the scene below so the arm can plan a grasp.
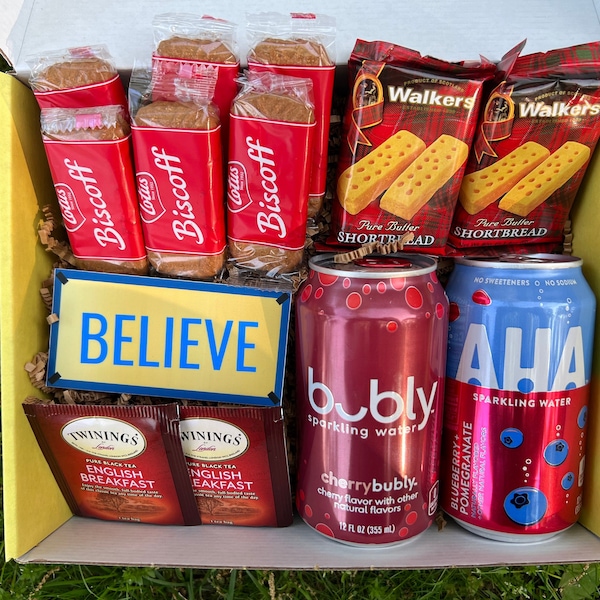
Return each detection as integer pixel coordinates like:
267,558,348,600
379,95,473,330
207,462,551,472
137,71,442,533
449,41,600,251
328,40,497,255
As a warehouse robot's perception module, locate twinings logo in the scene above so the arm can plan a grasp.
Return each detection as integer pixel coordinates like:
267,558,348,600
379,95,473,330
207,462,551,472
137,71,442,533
227,160,252,213
137,172,166,224
55,183,86,232
61,417,146,459
180,418,249,461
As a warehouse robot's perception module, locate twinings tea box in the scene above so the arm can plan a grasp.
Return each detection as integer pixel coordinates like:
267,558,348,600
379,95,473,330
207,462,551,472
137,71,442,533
179,404,293,526
22,402,201,525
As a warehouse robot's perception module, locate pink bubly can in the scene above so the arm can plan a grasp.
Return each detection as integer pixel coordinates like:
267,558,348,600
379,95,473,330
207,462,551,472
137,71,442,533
295,253,449,545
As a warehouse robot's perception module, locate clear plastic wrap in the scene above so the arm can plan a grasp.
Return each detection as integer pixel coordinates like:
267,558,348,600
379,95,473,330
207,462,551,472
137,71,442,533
151,13,240,147
246,13,336,220
153,13,239,64
226,71,316,279
28,45,128,113
40,105,148,275
129,68,227,280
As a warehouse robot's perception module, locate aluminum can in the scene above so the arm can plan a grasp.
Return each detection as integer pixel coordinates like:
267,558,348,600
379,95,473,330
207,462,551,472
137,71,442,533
295,253,449,545
441,254,596,542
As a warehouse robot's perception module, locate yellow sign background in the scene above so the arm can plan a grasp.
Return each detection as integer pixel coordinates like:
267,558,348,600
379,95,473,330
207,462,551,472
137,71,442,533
49,271,289,402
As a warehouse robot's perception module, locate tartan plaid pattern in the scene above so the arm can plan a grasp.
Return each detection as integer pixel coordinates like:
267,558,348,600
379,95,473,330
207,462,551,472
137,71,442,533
449,42,600,251
329,41,495,254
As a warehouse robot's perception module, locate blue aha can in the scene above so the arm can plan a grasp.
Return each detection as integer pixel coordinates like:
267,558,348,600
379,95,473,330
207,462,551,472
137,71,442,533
440,253,596,542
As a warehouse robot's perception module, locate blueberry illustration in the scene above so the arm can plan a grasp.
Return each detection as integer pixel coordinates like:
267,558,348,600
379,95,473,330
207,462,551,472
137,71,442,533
578,406,588,429
544,439,569,466
510,492,530,509
501,428,524,449
504,487,547,526
561,472,575,490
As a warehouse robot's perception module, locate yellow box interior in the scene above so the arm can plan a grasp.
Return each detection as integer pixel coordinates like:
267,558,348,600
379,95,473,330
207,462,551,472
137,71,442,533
4,65,600,561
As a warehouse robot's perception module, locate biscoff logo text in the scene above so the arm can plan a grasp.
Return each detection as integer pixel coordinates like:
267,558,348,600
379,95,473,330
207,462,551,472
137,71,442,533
64,158,126,250
246,137,287,239
150,146,205,245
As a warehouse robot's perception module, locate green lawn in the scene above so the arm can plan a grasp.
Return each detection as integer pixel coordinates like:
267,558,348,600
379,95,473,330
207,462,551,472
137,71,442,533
1,554,600,598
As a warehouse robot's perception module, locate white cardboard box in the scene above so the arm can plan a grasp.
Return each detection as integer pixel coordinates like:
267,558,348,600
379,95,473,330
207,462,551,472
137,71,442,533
4,0,600,569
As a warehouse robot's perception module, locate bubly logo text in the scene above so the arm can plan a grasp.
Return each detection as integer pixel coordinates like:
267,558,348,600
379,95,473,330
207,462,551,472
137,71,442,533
307,366,436,430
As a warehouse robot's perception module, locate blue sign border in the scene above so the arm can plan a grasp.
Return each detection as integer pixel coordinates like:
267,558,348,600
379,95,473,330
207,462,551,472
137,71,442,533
46,269,291,407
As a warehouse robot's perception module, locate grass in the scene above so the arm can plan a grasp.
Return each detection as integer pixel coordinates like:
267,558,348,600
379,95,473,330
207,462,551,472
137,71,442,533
1,560,600,599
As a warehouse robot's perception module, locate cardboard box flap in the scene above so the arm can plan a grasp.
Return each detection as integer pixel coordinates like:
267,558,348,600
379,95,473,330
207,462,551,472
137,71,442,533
16,515,600,569
4,0,600,569
5,0,600,79
0,72,72,561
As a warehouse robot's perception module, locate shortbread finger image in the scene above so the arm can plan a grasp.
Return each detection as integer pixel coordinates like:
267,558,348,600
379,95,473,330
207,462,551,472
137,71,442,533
459,141,550,215
498,141,590,216
380,134,469,220
337,130,426,215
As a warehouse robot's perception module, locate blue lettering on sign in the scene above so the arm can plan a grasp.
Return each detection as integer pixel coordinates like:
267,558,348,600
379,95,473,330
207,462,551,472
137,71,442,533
180,318,202,369
164,316,174,368
139,315,160,368
237,321,259,373
114,314,135,366
206,320,233,370
80,313,108,364
79,312,260,373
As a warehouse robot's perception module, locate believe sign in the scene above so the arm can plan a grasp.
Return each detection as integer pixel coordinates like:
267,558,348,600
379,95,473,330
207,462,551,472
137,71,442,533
46,269,291,406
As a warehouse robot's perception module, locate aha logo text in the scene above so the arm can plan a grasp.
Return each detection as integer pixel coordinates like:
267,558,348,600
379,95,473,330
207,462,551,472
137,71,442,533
455,324,586,391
